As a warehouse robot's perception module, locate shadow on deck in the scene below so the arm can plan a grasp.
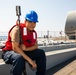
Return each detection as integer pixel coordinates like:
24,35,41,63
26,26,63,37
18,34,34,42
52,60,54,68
46,56,76,75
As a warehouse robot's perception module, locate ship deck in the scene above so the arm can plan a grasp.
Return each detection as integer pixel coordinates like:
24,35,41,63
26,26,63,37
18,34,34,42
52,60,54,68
46,56,76,75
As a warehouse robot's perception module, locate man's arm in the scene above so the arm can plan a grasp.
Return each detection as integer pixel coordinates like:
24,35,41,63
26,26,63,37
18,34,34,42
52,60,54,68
10,26,37,68
12,41,37,68
20,39,38,51
26,42,38,51
20,42,38,51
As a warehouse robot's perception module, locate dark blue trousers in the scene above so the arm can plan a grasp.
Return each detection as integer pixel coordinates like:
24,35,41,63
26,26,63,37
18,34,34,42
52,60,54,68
2,49,46,75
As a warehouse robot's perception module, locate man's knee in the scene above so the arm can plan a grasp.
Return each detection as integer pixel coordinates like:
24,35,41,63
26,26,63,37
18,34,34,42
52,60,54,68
13,54,24,63
38,49,46,57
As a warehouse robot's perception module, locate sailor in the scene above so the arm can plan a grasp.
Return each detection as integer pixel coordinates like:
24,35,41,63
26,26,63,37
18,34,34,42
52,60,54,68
2,10,46,75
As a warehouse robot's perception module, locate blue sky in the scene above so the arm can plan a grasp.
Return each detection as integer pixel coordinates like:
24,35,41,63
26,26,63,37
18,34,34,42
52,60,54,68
0,0,76,33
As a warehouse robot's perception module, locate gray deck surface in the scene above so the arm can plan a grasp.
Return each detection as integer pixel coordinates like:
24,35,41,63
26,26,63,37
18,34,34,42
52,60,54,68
46,56,76,75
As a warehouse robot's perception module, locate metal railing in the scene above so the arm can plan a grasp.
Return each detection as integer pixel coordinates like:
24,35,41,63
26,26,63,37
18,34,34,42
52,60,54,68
0,30,72,41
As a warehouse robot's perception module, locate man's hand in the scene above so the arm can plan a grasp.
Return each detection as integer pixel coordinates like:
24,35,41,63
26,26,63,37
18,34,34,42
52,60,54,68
20,44,26,51
28,60,37,69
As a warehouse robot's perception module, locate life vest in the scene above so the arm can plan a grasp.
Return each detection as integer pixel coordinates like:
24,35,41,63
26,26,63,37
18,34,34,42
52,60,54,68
2,23,37,51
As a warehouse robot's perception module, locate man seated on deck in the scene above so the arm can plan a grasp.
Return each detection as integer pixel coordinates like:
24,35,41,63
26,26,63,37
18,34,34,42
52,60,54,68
2,10,46,75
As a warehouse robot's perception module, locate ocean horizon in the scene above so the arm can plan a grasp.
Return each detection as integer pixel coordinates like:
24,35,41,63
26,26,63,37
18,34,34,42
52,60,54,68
0,36,7,40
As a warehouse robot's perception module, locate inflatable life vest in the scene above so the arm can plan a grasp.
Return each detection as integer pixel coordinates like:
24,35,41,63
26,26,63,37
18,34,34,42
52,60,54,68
2,23,37,51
